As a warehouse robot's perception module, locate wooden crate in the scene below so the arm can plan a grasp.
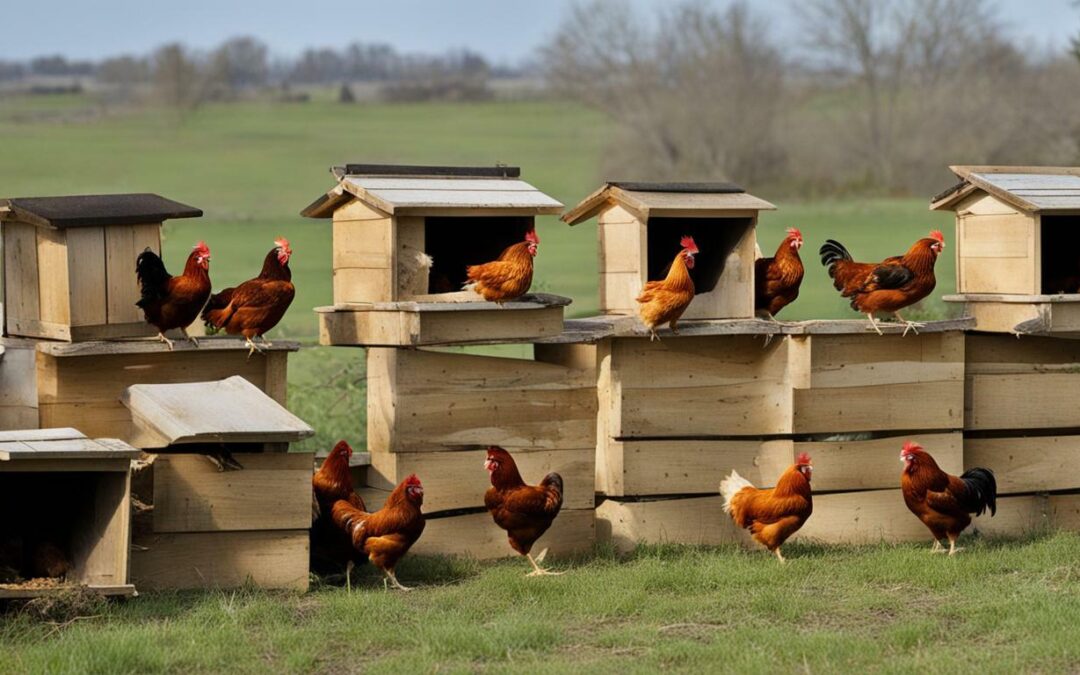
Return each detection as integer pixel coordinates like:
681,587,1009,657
1,193,201,341
793,490,932,544
367,344,596,454
562,182,775,320
965,435,1080,494
1049,493,1080,532
0,338,37,430
969,495,1051,538
0,428,139,598
964,333,1080,431
596,496,745,553
34,338,295,442
301,165,568,346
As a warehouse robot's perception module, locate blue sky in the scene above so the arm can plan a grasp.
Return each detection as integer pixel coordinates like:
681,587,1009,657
4,0,1078,62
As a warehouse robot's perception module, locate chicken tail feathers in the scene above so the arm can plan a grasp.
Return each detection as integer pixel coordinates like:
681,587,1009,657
540,472,564,513
818,240,852,277
201,289,234,329
330,499,367,540
135,248,170,308
719,470,754,514
960,467,997,517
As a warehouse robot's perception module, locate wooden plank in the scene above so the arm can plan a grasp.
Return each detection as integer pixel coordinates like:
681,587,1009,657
596,497,746,552
955,192,1020,217
3,223,41,335
598,218,645,274
800,331,964,389
36,228,73,330
411,509,593,560
795,433,962,492
793,490,931,544
965,436,1080,493
0,427,84,442
600,272,643,314
35,337,300,357
104,224,159,325
971,495,1048,538
263,352,288,405
395,215,427,299
0,584,135,599
622,191,775,212
153,453,312,532
0,457,131,472
120,376,313,448
369,447,594,512
356,188,563,212
1049,493,1080,531
332,199,391,221
0,438,139,460
333,267,393,305
350,178,542,192
131,530,309,591
73,470,131,586
793,381,963,434
0,341,38,431
966,374,1080,430
368,347,596,454
958,214,1031,258
953,300,1043,335
332,218,393,270
960,256,1035,295
64,226,107,327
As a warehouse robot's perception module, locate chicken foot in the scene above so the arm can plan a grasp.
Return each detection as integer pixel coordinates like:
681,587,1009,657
893,311,925,337
930,539,946,554
865,313,884,336
244,336,267,359
773,548,786,564
179,326,200,347
156,332,176,350
382,569,413,591
525,549,564,577
947,536,964,556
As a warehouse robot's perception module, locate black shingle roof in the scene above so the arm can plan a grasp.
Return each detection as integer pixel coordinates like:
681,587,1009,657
1,193,202,228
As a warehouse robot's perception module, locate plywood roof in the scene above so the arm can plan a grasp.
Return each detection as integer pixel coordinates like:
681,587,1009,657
0,194,201,228
121,376,314,448
0,428,140,461
931,166,1080,212
301,166,563,217
562,182,776,225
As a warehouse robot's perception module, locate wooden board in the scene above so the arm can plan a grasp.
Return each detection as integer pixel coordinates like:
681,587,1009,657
65,226,108,328
368,347,596,454
152,453,313,532
945,296,1080,335
595,497,746,553
121,376,314,448
0,584,136,599
0,339,38,430
412,509,594,560
369,447,594,512
131,530,309,591
971,495,1049,538
794,433,962,492
957,212,1037,295
964,436,1080,493
0,437,139,461
36,227,70,331
3,223,44,337
1049,493,1080,532
104,223,160,325
792,490,930,544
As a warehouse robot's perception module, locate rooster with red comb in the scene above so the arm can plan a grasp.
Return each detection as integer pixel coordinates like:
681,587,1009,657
202,237,295,356
720,452,813,563
819,229,945,336
636,235,699,341
755,227,805,319
135,240,212,349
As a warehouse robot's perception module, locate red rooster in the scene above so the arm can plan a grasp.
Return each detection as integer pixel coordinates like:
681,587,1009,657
332,474,426,591
755,227,804,319
135,241,211,349
202,237,294,356
464,229,539,303
720,453,813,563
900,441,996,556
484,446,564,576
819,230,944,335
636,235,698,341
311,441,366,587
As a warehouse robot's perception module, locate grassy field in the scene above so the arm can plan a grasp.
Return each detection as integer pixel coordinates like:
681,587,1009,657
1,533,1077,673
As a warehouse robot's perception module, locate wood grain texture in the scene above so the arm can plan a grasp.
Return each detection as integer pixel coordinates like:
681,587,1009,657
595,497,746,552
792,490,930,544
965,436,1080,493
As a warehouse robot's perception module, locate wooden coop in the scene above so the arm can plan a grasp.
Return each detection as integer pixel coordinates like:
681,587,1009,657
121,376,315,591
0,428,140,599
562,182,774,320
593,319,972,552
1,193,202,341
934,166,1080,334
362,341,598,559
302,164,570,347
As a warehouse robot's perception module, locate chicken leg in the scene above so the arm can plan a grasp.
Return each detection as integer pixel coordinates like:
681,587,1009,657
930,539,945,554
525,548,564,577
669,319,680,336
244,336,266,358
156,332,175,350
345,559,355,593
383,569,413,591
866,313,884,336
773,548,786,564
647,327,660,342
894,311,924,337
947,535,964,556
179,326,199,347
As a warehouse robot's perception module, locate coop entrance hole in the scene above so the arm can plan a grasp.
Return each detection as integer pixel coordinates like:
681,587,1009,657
1040,215,1080,294
424,216,535,294
646,217,752,294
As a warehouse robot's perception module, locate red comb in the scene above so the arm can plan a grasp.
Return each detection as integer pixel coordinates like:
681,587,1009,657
193,241,210,255
275,236,291,250
929,230,944,243
902,440,923,453
680,235,698,252
787,227,802,239
525,229,539,244
404,473,422,487
795,452,812,465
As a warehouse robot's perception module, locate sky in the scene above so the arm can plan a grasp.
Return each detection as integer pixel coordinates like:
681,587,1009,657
3,0,1078,63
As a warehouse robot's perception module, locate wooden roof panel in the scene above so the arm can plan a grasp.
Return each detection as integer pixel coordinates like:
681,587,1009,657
562,182,775,224
0,429,140,461
342,177,563,214
933,166,1080,212
0,194,201,228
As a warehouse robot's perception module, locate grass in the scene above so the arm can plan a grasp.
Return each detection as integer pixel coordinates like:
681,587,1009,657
1,532,1078,673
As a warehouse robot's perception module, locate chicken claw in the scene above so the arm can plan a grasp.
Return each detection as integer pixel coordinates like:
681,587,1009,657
930,540,945,554
156,332,175,350
893,312,924,337
244,336,266,359
947,537,964,556
773,548,786,564
384,569,413,591
525,550,564,577
865,313,884,336
180,327,199,348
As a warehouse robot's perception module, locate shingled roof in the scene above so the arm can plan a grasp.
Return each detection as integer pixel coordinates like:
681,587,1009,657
561,181,775,225
0,193,202,228
931,166,1080,213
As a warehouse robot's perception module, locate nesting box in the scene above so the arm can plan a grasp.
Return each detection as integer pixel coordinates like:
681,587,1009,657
302,164,570,346
0,428,139,598
933,166,1080,334
1,193,202,341
562,182,775,319
121,376,315,591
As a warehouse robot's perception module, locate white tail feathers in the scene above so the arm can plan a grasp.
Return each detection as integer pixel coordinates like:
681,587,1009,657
719,470,754,513
754,241,764,260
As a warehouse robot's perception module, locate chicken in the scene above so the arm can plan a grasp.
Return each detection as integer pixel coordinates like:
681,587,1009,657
331,474,426,591
464,229,539,303
819,230,945,336
135,241,212,349
484,446,564,576
202,237,295,357
900,440,996,556
755,227,804,319
311,441,367,587
636,235,698,341
28,541,71,579
720,453,813,563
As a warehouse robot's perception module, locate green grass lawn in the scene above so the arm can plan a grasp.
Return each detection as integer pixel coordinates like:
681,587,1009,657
1,533,1077,673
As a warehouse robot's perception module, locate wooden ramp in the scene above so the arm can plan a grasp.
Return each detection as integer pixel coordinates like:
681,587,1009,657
120,375,314,449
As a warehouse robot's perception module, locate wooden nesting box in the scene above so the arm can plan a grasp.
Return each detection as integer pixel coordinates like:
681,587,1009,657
362,342,597,557
562,182,775,320
303,164,569,346
1,193,201,341
34,338,295,441
0,428,139,598
121,377,315,591
933,166,1080,334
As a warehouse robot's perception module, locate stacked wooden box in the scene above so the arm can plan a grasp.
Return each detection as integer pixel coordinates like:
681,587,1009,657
305,164,596,560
